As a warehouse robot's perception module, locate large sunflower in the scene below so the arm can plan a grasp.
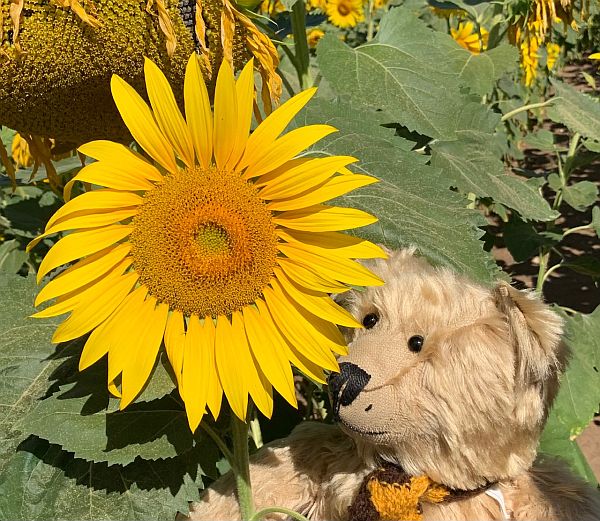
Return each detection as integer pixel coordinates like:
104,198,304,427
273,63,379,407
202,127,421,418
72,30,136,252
30,54,385,430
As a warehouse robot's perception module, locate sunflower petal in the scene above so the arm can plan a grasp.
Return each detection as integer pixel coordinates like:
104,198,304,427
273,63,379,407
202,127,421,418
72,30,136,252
37,225,133,282
215,315,248,420
43,190,143,232
239,87,317,171
278,242,384,287
232,311,273,418
274,204,377,232
28,208,138,252
164,310,186,394
274,267,360,328
202,317,223,419
213,61,238,170
120,297,169,409
258,156,357,200
110,75,177,173
52,269,139,343
244,125,337,179
243,303,297,408
107,286,149,383
184,54,213,169
263,285,338,371
267,173,378,211
230,59,254,171
64,160,156,202
277,257,349,294
144,58,195,167
35,244,132,306
277,229,387,260
182,314,209,431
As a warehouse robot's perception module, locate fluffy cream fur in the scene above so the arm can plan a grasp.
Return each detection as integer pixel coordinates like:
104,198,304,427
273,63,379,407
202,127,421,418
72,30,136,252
186,249,600,520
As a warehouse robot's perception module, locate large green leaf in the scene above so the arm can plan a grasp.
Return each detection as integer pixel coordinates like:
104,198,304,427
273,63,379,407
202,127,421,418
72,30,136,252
547,80,600,141
540,306,600,483
316,8,512,139
298,99,500,284
0,274,60,472
0,436,217,521
430,131,558,221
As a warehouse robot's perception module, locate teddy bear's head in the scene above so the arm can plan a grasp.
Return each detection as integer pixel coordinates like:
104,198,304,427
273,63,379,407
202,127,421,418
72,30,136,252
329,249,567,490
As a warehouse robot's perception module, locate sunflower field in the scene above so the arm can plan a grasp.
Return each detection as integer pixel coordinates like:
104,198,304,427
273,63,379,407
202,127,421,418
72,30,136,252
0,0,599,519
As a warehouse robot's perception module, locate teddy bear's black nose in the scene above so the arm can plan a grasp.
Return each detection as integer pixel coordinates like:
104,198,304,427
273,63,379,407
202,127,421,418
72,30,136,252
328,362,371,419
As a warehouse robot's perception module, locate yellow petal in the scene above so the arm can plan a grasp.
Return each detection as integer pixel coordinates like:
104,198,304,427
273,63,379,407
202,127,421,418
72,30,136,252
35,244,131,306
44,189,143,231
63,160,156,202
229,59,255,171
52,269,139,343
277,257,349,294
277,229,387,260
278,242,384,287
107,286,149,383
274,204,377,232
215,315,248,420
257,156,357,200
120,298,169,409
213,61,238,170
37,225,133,282
184,54,213,169
263,285,338,371
274,267,360,328
267,173,378,211
244,125,337,179
253,158,312,185
256,299,327,384
239,87,317,171
144,58,195,167
110,75,177,173
202,317,223,419
164,310,186,394
78,141,163,182
243,303,297,408
270,278,347,355
182,314,210,431
28,208,138,252
589,52,600,60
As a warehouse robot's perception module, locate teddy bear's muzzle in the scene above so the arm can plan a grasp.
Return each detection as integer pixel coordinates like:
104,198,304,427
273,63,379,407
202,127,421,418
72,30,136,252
328,362,371,420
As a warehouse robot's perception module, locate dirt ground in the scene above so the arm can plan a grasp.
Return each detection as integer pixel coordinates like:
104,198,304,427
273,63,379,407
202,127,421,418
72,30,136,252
491,60,600,479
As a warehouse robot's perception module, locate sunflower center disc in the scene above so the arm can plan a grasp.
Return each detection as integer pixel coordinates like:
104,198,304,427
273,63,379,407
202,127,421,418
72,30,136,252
130,167,278,317
338,3,351,16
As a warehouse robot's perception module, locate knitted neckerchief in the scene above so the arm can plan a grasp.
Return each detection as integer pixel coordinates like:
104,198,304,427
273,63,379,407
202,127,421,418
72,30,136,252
348,463,493,521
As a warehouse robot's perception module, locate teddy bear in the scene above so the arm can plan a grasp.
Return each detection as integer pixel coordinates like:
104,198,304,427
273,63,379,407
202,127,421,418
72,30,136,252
186,248,600,520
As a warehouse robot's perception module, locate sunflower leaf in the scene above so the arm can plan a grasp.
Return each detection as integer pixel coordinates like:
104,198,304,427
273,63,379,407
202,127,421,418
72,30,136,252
0,435,217,521
540,306,600,484
298,98,501,285
547,79,600,141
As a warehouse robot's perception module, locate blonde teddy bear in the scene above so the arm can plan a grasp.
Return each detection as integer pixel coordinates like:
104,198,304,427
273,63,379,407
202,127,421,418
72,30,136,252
187,249,600,520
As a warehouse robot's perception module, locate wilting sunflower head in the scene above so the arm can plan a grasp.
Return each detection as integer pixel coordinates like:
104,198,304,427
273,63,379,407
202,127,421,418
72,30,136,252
0,0,195,143
29,54,386,431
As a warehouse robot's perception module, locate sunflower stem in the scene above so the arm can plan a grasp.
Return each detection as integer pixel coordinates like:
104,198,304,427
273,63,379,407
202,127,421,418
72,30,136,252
231,414,255,520
290,0,312,89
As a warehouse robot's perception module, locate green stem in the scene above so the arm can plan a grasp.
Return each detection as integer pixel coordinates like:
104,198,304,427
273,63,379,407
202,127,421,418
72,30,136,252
231,414,255,520
201,423,237,470
249,506,311,521
500,98,559,121
366,0,375,41
290,0,312,89
562,224,592,237
536,248,550,294
541,262,563,285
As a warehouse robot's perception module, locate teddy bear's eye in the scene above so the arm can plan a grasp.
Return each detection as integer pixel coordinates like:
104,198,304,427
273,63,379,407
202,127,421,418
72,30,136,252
362,313,379,329
407,335,424,353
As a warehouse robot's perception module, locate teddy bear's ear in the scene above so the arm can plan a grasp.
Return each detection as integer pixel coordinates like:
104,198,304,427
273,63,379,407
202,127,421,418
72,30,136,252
493,282,568,425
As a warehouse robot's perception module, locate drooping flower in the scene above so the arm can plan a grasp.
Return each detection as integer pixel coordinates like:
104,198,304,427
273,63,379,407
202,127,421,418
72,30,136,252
520,20,542,86
29,55,385,430
11,133,33,169
325,0,364,28
546,42,560,70
450,21,488,54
